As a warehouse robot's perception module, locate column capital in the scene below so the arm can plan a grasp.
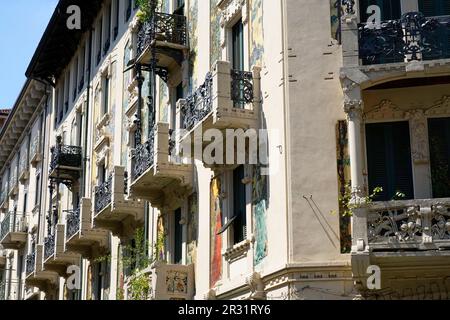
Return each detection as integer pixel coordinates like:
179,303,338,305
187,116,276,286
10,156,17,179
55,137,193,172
344,99,363,120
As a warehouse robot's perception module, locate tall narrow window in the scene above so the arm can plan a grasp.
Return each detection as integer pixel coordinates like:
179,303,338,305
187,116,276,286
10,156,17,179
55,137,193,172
125,0,132,22
113,0,120,40
23,192,27,217
73,58,78,102
174,208,183,264
64,72,70,113
428,117,450,198
97,18,103,65
232,165,247,245
104,3,112,55
232,19,244,71
35,173,41,206
359,0,401,22
174,0,185,15
79,46,86,92
103,76,110,116
366,121,414,201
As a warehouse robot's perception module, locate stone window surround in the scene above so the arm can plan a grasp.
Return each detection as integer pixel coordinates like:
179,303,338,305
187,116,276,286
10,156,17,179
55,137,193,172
345,95,450,200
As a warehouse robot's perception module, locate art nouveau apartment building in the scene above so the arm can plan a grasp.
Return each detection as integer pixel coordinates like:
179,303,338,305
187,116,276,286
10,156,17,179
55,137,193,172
1,0,450,301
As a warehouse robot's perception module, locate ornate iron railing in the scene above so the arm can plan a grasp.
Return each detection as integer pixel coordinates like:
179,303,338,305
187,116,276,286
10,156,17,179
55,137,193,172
131,130,156,181
26,250,36,276
231,70,254,108
366,198,450,246
49,144,82,172
359,12,450,65
136,12,187,58
44,235,55,260
66,208,80,239
0,212,25,241
180,73,213,131
95,174,113,214
0,188,6,207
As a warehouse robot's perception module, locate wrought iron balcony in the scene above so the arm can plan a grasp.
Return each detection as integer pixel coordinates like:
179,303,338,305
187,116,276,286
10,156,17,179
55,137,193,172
26,250,36,276
178,61,259,134
358,12,450,66
43,235,55,261
49,139,82,181
66,208,80,240
0,212,27,249
136,12,188,69
44,225,80,276
94,174,113,214
128,123,192,211
93,166,144,238
124,262,194,300
65,198,109,259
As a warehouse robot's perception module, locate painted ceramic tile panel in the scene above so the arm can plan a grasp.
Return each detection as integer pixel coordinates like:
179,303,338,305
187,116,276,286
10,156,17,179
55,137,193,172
252,165,268,266
210,0,221,68
188,0,199,91
121,40,133,167
330,0,341,41
250,0,264,67
159,80,169,123
210,176,223,288
166,270,189,294
187,193,198,265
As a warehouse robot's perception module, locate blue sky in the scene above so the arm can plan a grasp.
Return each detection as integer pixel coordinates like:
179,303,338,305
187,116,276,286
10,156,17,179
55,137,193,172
0,0,58,108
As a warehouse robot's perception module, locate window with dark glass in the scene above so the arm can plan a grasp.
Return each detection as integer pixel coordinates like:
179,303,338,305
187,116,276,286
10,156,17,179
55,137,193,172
114,0,120,39
104,3,112,54
419,0,450,17
428,117,450,198
359,0,401,22
174,0,185,15
34,174,40,206
174,208,183,264
366,121,414,201
232,165,247,244
126,0,132,22
103,76,110,115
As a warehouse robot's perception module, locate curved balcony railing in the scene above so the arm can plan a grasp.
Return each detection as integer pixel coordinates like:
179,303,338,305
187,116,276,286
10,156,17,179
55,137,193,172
95,175,113,214
26,251,36,276
359,12,450,65
0,212,26,241
136,12,187,58
361,198,450,248
44,235,55,260
66,208,80,239
49,144,82,172
131,130,155,182
180,73,213,131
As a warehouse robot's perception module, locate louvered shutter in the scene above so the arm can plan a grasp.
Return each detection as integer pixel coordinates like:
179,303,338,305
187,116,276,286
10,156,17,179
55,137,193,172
366,122,414,201
428,118,450,198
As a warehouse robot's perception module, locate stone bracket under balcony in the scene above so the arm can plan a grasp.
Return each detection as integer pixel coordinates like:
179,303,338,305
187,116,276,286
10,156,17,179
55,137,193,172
94,166,145,238
43,224,81,277
25,245,59,292
176,61,261,161
66,198,109,259
129,123,192,211
0,213,27,250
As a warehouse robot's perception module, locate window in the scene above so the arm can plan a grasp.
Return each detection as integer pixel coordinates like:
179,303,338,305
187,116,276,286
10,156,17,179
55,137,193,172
113,0,120,40
103,76,110,116
34,173,41,206
98,163,107,185
419,0,450,16
173,0,185,15
79,46,86,92
366,121,414,201
174,208,183,264
23,192,27,216
428,117,450,198
64,72,70,113
97,18,103,65
125,0,132,22
232,165,247,244
231,19,244,71
359,0,401,22
73,58,79,102
104,3,112,54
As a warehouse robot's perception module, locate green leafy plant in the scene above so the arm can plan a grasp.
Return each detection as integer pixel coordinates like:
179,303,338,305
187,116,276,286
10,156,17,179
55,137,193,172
332,184,383,217
136,0,162,22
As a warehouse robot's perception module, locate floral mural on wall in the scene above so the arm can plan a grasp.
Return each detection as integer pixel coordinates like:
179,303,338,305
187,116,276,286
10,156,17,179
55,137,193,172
252,165,268,266
210,0,222,68
188,0,199,91
210,176,223,288
187,193,198,265
331,0,341,41
250,0,264,68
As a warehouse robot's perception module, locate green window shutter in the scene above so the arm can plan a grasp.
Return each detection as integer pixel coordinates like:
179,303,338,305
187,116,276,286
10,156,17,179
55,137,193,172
366,122,414,201
428,117,450,198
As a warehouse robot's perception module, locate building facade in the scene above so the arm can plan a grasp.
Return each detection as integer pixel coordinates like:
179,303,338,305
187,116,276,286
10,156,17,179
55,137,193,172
0,0,449,301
